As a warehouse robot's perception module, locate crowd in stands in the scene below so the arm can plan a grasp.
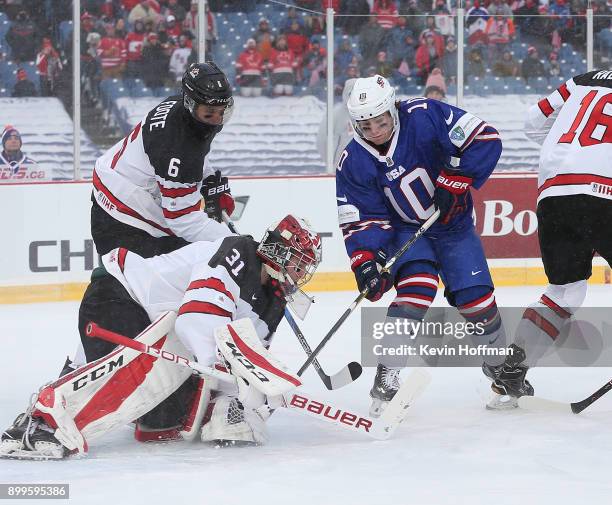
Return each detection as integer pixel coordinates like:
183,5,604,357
0,0,610,103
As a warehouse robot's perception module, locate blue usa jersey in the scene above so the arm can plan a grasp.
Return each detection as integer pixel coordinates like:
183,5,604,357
336,98,502,257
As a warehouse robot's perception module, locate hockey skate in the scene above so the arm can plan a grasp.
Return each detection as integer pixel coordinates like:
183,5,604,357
201,395,268,447
483,344,534,410
369,364,402,418
0,412,68,460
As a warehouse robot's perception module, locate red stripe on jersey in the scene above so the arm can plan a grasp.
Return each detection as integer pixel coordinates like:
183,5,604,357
74,336,166,430
538,98,554,117
460,121,485,151
558,83,570,101
538,173,612,193
187,278,235,302
540,295,572,319
162,202,201,219
118,247,128,273
93,170,174,235
178,301,232,318
158,184,198,198
523,308,559,340
227,325,302,387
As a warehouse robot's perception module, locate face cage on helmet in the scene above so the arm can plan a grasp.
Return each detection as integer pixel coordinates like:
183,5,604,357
184,94,234,126
258,240,318,295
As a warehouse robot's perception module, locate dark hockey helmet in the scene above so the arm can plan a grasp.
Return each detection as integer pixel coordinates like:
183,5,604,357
182,62,234,126
257,215,322,295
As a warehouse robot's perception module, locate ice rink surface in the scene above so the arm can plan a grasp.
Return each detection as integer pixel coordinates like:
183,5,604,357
1,285,611,505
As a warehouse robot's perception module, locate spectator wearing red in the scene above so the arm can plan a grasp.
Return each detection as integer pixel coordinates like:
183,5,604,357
268,35,298,96
284,20,309,83
36,38,63,96
165,15,183,42
321,0,340,9
372,0,399,30
183,2,217,51
419,17,445,55
236,38,265,97
122,0,141,11
415,32,443,84
484,14,515,58
466,0,490,46
125,19,146,78
98,23,127,79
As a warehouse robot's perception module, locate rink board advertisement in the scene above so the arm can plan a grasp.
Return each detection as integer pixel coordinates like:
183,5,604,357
0,174,608,303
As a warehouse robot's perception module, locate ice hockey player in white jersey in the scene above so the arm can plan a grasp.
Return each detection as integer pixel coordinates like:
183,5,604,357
91,61,237,258
0,215,322,459
484,70,612,408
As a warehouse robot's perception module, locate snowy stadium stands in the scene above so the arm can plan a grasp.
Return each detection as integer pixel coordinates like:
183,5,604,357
0,97,101,180
113,93,541,175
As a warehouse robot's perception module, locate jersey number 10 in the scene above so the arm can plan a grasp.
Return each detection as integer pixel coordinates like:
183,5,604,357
558,91,612,147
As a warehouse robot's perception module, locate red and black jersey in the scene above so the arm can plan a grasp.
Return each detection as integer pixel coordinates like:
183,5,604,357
93,96,231,242
103,236,286,364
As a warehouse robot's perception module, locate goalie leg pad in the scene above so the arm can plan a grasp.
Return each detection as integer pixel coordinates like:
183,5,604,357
44,313,190,448
214,318,301,397
200,393,268,447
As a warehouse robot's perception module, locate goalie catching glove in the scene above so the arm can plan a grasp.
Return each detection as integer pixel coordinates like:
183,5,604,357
434,170,473,224
201,170,235,222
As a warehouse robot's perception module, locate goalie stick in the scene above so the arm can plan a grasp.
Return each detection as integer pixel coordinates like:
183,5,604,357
518,378,612,414
87,318,430,440
297,209,441,376
221,211,362,390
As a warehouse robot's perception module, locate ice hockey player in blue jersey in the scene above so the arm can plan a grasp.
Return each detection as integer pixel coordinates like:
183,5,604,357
335,75,505,416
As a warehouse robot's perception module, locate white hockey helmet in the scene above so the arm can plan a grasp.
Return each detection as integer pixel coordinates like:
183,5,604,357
347,75,399,140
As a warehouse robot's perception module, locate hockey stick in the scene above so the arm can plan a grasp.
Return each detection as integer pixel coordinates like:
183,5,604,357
85,322,234,384
285,308,362,388
86,318,429,440
221,211,362,389
297,209,441,376
518,378,612,414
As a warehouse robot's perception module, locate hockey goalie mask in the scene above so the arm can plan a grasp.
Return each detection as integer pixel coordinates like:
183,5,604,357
347,75,399,143
257,215,322,317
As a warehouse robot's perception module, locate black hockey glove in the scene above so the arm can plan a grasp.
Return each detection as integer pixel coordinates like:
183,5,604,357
350,250,392,302
201,170,235,222
433,170,473,224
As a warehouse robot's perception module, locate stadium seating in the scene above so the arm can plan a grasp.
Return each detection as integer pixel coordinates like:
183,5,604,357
0,97,101,179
